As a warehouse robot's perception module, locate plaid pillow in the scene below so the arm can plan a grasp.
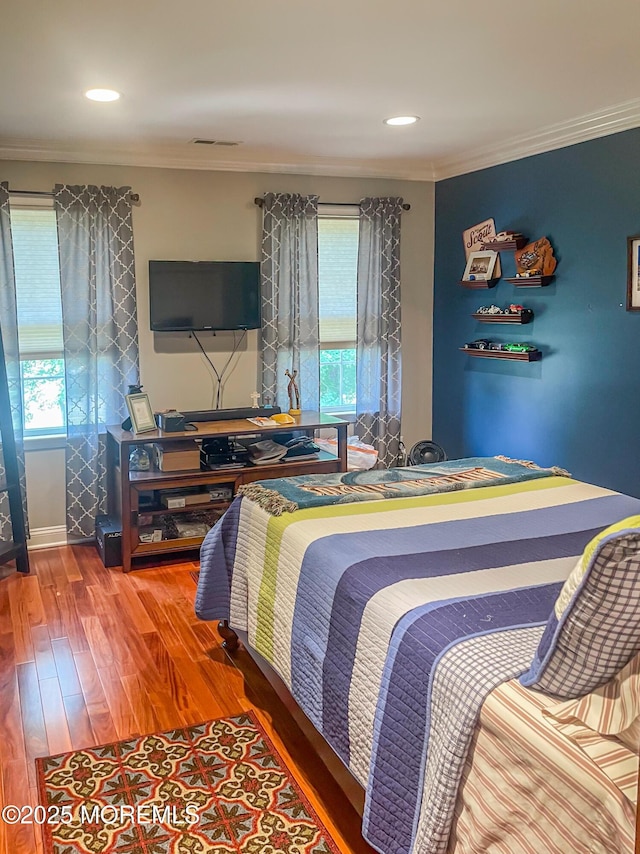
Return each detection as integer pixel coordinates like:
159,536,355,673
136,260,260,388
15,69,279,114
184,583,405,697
520,518,640,698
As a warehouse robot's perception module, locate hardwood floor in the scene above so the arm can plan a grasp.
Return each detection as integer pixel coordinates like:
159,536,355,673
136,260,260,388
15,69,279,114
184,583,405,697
0,545,374,854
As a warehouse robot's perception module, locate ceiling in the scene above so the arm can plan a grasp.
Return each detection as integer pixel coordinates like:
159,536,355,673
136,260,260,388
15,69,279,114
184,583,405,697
2,0,640,181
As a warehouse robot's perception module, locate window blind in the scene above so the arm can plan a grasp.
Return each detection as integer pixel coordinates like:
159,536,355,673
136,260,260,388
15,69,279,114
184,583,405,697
9,204,64,358
318,216,358,346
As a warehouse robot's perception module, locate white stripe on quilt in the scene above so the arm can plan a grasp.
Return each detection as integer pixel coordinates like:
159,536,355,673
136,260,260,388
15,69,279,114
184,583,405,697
230,499,270,635
266,481,613,687
348,556,576,783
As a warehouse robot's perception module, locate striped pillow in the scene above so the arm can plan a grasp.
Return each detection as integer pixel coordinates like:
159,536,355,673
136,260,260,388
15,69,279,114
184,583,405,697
544,652,640,750
520,517,640,698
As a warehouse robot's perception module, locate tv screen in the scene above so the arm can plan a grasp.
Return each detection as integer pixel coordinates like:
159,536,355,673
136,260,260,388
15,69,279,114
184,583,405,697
149,260,261,331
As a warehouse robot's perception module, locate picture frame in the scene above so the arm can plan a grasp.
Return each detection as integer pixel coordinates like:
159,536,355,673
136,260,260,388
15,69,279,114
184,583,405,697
125,392,157,433
462,250,498,282
627,235,640,311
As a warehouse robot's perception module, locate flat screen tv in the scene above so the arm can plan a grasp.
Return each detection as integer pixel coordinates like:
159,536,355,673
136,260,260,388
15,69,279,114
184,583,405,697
149,260,261,331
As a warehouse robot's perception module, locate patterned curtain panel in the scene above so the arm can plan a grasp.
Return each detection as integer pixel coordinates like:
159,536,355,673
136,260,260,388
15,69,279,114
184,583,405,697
355,197,404,468
260,193,320,411
0,183,28,539
54,185,139,539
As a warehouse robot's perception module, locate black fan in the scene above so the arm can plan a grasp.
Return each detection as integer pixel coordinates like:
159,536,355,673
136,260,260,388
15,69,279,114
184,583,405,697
408,441,447,466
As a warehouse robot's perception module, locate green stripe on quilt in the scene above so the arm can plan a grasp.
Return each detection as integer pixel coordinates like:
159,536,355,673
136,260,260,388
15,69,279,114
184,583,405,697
253,476,577,660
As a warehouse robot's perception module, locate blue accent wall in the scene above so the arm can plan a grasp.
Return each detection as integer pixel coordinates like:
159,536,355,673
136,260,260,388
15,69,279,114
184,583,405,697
433,128,640,497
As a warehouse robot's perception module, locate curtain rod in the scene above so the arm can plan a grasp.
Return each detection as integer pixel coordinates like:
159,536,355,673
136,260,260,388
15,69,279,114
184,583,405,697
254,197,410,211
9,188,140,203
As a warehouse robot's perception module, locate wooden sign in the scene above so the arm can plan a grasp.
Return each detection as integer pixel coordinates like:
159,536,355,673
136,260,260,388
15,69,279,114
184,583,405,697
462,219,501,277
515,237,557,277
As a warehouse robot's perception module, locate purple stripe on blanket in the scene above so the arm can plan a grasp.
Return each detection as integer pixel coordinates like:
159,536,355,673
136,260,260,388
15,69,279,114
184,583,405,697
363,583,562,854
194,497,242,621
319,527,601,763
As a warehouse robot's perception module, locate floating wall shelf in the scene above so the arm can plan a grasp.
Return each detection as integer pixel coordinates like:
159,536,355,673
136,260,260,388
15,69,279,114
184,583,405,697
460,348,541,362
480,237,528,251
472,311,533,324
505,276,553,288
458,278,499,289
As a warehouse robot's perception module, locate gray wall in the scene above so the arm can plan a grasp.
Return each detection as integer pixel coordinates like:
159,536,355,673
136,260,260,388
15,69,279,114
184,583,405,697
1,160,435,532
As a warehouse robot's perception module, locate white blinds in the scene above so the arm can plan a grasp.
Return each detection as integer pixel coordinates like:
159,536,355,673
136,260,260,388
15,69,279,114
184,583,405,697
318,216,358,347
10,203,64,358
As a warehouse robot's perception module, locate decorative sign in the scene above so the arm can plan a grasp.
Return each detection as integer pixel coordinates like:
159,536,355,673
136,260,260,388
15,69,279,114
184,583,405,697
462,219,501,277
514,237,557,277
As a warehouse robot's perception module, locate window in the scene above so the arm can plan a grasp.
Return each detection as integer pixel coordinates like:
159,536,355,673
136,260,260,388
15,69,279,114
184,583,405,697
9,198,66,436
318,210,359,413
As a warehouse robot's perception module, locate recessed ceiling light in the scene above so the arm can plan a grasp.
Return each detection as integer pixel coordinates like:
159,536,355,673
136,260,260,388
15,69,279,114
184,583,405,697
384,115,420,126
85,88,121,102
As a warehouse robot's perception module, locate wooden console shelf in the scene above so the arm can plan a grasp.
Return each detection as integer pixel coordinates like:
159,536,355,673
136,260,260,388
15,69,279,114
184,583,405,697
460,347,541,362
106,412,348,572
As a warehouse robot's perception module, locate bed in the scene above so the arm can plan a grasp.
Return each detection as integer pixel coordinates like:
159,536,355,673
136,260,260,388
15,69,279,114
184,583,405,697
194,457,640,854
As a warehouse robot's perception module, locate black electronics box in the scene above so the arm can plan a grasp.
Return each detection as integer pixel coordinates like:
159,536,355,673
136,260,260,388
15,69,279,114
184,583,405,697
201,437,251,468
157,410,186,432
95,514,122,568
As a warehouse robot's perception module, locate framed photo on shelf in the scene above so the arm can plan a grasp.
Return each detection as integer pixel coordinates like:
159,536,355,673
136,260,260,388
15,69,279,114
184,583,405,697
462,250,498,282
125,392,157,433
627,235,640,311
462,218,501,277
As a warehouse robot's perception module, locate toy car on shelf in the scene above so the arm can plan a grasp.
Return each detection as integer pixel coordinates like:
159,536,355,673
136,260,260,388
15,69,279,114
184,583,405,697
508,304,525,313
483,231,523,243
476,304,503,314
463,339,491,350
503,343,537,353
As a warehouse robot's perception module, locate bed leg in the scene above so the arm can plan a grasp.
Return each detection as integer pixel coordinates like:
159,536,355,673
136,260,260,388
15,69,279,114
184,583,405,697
218,620,239,653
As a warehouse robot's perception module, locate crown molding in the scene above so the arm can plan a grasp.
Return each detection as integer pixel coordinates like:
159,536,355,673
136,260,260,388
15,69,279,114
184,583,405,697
0,138,435,182
2,97,639,184
432,98,640,180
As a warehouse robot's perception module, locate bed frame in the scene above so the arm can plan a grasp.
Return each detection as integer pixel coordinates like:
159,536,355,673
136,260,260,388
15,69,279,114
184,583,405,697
218,620,365,814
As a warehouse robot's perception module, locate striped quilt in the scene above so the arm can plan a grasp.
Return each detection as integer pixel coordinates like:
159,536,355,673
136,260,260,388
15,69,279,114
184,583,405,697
451,680,637,853
195,473,640,854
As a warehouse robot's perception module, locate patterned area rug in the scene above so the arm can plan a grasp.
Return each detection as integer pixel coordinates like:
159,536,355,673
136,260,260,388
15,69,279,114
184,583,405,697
37,711,340,853
190,569,200,585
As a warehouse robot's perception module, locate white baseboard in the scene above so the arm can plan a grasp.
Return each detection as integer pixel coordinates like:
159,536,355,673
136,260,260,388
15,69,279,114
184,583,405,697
27,525,68,550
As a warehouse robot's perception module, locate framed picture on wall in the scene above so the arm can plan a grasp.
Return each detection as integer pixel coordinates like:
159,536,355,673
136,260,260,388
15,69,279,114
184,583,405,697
627,235,640,311
462,250,498,282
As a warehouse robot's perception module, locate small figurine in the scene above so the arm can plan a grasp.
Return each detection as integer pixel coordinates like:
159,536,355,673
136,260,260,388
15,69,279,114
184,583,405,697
250,391,261,408
284,369,301,415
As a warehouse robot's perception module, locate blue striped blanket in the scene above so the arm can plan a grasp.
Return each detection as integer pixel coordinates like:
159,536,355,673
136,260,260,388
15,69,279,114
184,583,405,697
195,471,640,854
236,455,565,514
